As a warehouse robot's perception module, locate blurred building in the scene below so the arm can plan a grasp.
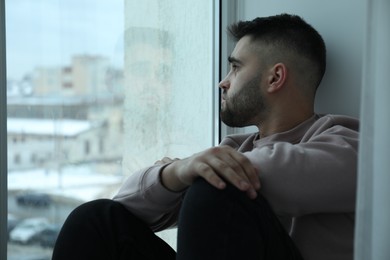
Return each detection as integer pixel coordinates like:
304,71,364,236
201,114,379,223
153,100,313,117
7,115,123,171
7,54,124,172
27,55,123,97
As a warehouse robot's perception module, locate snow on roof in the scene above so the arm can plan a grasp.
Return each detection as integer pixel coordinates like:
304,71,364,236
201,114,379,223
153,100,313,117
7,95,121,106
8,165,124,202
7,118,92,136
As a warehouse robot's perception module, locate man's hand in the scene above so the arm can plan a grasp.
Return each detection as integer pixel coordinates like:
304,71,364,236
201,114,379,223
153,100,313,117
160,146,260,199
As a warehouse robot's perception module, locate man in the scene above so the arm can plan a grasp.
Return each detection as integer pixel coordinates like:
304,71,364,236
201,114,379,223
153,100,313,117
53,14,358,260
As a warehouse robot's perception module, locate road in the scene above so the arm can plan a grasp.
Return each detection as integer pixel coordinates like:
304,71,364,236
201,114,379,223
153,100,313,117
7,243,52,260
8,192,82,225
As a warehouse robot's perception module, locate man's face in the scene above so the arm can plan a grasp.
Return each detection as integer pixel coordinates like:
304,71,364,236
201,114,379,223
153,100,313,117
219,36,268,127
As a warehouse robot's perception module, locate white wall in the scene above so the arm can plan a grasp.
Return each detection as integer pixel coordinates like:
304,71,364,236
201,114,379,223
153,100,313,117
235,0,366,118
226,2,390,259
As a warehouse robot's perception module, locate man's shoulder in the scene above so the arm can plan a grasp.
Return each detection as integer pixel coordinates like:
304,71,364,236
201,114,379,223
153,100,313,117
300,114,360,143
314,114,360,131
218,114,359,148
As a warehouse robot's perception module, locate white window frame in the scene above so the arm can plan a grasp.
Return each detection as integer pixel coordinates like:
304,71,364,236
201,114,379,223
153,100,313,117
0,0,8,258
219,0,259,138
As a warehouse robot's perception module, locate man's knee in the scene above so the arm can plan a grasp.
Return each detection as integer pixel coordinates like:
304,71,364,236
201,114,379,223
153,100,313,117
71,198,113,213
64,199,114,223
183,178,247,211
182,178,276,220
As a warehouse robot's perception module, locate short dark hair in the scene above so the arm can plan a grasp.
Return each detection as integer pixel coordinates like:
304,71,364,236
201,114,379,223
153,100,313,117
228,14,326,91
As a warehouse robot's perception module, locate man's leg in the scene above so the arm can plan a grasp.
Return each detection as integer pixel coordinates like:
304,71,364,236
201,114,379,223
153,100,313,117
176,179,303,260
52,199,176,260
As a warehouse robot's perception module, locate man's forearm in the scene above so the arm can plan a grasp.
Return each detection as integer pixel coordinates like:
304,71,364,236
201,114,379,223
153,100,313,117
161,161,189,192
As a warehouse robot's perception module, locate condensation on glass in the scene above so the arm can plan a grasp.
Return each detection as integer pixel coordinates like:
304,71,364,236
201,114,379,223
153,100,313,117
6,0,213,258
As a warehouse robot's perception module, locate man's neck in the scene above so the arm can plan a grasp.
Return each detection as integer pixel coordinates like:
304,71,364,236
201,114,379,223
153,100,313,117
257,110,314,138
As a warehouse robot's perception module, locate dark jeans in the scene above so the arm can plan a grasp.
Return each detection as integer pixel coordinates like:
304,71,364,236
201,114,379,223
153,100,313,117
52,179,303,260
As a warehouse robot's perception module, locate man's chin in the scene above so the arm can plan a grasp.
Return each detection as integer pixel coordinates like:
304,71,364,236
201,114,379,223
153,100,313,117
221,114,256,128
221,114,243,128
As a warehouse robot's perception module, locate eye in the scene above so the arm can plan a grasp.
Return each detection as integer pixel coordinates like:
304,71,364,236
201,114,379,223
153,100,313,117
230,63,239,71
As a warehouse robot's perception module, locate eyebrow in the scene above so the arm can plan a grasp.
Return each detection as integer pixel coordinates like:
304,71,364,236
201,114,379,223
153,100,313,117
228,56,243,65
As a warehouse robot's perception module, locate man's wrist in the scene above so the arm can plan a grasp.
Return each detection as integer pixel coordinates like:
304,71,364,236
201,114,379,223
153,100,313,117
160,161,188,192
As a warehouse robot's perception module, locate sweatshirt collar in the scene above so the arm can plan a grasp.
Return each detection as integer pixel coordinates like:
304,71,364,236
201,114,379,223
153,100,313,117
253,114,319,146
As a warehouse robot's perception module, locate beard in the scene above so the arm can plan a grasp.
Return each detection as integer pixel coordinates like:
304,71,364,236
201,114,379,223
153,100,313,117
220,75,267,127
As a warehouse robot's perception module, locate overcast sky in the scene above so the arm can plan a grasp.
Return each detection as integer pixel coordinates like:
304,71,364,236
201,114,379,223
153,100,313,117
5,0,124,79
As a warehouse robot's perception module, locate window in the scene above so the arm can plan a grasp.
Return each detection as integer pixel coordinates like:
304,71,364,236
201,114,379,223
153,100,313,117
13,154,20,165
98,137,104,154
84,140,90,155
3,0,217,258
30,153,36,164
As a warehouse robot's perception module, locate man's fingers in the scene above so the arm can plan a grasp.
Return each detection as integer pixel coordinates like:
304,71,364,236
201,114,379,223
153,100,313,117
198,164,258,200
227,152,260,190
248,168,261,190
203,157,249,191
246,188,258,199
197,164,227,190
201,158,256,195
173,146,260,198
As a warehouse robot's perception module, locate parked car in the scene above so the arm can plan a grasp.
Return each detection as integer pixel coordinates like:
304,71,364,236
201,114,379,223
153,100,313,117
7,214,22,240
33,224,62,248
9,218,50,244
16,192,52,207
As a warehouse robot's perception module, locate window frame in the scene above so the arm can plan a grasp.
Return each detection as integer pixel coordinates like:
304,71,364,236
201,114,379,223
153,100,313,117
0,0,8,258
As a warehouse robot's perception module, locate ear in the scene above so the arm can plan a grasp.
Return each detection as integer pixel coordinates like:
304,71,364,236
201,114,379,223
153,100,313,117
266,63,287,93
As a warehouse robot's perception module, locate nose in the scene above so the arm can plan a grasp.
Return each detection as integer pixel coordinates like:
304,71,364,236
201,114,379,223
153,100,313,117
218,76,230,90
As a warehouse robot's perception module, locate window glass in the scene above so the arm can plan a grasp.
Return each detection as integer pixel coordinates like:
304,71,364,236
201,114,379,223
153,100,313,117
6,0,214,258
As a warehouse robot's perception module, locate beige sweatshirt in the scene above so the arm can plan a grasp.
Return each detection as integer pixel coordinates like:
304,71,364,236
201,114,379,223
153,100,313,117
114,114,359,260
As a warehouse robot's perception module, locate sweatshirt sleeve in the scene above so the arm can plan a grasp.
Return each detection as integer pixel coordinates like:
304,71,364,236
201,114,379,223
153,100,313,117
113,164,184,231
244,117,359,217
